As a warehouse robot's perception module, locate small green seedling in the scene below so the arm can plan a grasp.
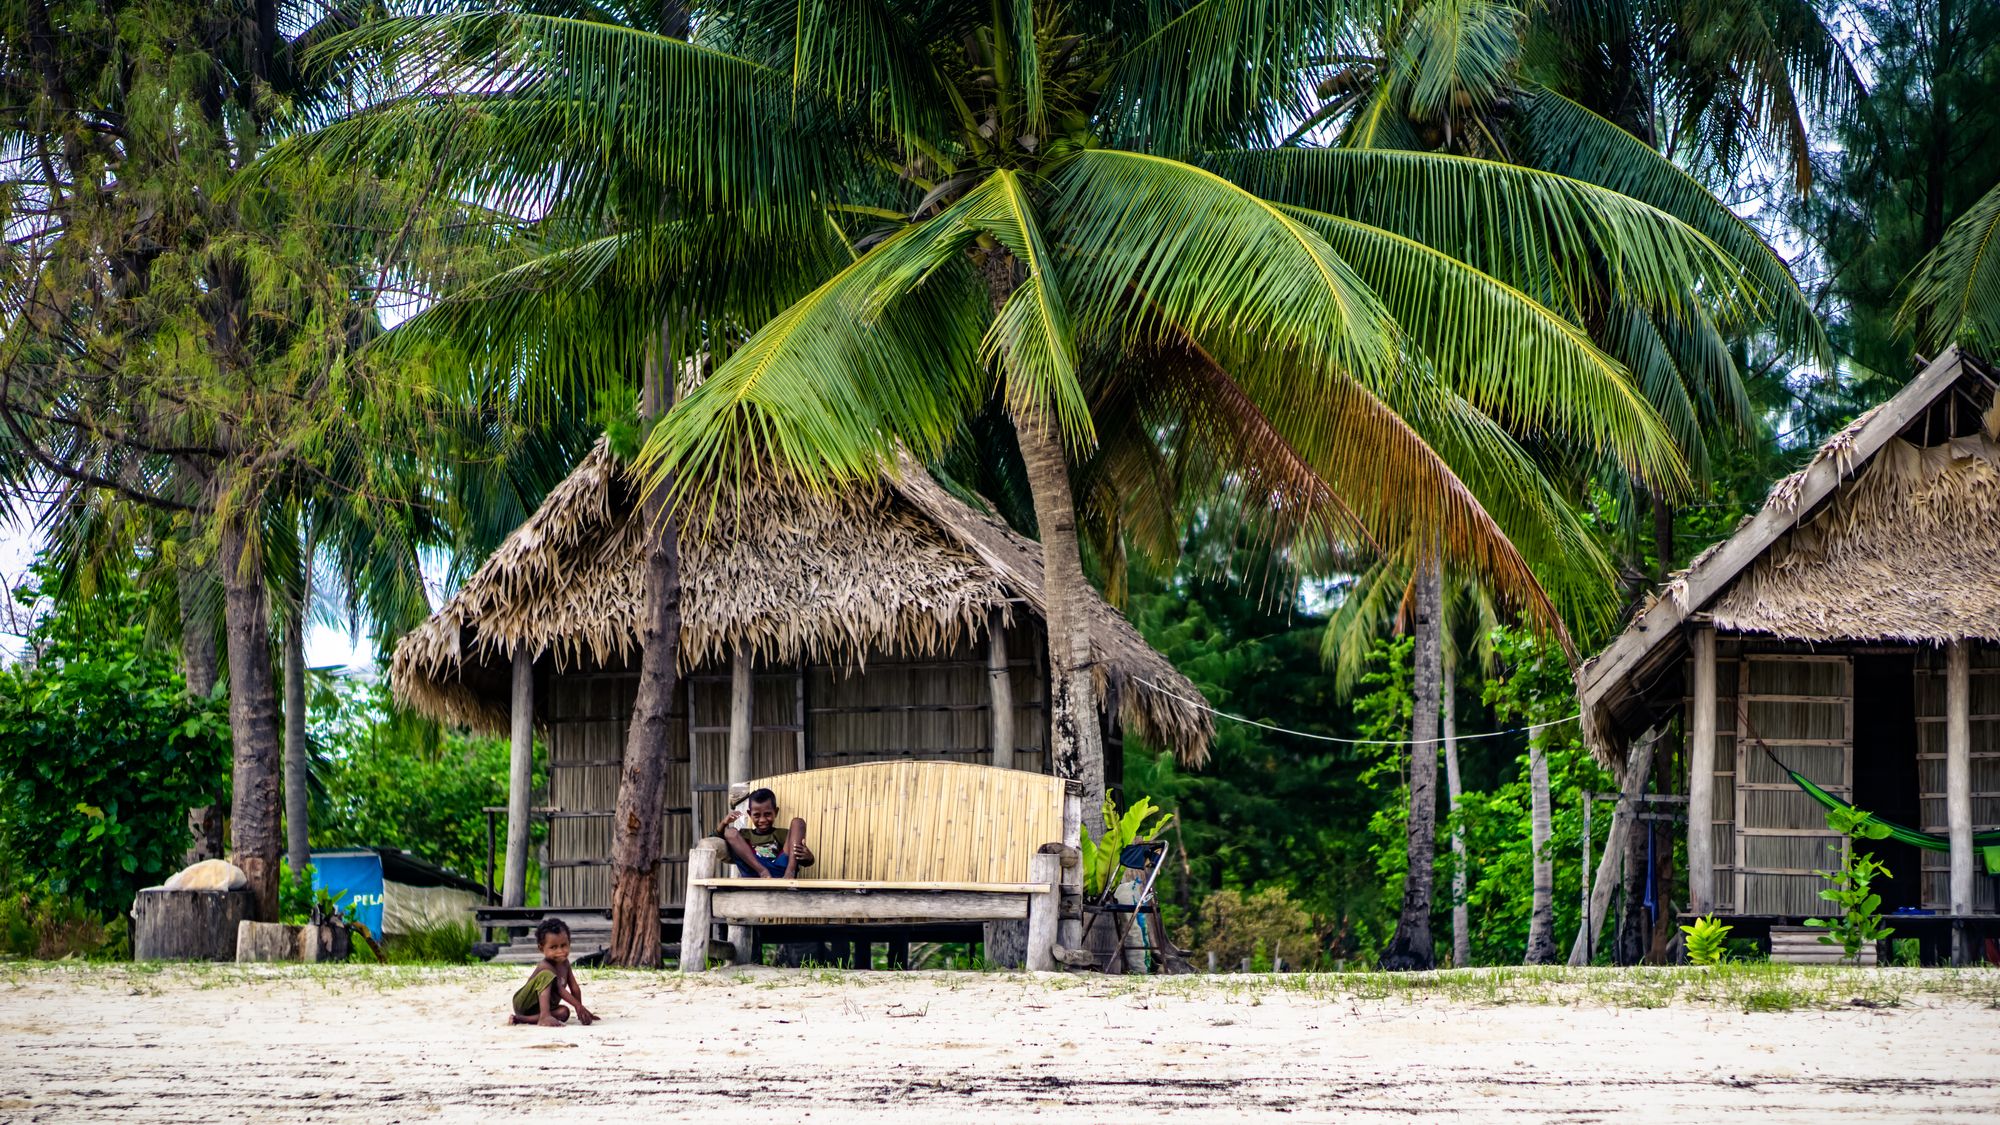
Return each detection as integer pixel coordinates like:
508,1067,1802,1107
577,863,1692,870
1803,805,1895,962
1680,914,1733,966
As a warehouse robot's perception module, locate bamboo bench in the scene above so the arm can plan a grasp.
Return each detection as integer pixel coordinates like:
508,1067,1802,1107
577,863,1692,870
678,760,1080,971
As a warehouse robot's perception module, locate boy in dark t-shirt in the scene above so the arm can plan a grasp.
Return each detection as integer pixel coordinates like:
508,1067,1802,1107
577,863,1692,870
720,787,814,879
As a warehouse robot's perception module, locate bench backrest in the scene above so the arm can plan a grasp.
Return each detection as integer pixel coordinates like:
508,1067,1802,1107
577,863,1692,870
738,761,1067,883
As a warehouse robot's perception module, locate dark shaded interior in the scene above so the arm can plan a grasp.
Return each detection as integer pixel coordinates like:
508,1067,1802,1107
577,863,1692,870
1854,654,1921,913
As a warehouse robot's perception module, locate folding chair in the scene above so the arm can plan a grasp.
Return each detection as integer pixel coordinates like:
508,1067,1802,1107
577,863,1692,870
1080,839,1170,973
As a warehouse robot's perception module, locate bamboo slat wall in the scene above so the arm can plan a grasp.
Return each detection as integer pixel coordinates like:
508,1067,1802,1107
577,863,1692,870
741,761,1066,884
1702,642,1742,912
1733,653,1851,916
540,623,1050,909
543,673,690,909
1916,644,2000,912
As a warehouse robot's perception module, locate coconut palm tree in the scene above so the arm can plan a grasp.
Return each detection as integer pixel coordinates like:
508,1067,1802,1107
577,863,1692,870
288,0,1814,963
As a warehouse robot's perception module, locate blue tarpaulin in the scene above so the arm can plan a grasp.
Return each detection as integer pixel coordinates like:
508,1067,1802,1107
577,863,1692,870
312,850,386,936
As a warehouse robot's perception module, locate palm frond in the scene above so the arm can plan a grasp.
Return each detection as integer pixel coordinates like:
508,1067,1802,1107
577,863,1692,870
1199,146,1754,328
1898,180,2000,353
637,224,991,511
1099,0,1332,152
276,12,833,225
1282,201,1687,491
1513,84,1827,361
1047,149,1399,395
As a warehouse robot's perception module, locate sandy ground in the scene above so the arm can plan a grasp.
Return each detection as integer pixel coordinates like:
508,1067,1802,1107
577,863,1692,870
2,963,1998,1123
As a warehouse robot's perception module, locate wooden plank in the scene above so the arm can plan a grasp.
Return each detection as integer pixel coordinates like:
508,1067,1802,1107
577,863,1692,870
709,888,1030,922
692,878,1047,893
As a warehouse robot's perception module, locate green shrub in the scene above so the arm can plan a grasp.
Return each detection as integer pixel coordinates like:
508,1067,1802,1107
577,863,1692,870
383,917,478,964
1185,886,1319,969
0,887,115,959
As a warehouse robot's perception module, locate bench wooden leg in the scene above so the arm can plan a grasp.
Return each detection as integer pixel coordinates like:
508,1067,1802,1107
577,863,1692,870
1027,851,1061,972
887,940,909,970
680,838,725,973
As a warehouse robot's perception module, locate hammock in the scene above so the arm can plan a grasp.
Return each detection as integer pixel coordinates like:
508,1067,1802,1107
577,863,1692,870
1779,764,2000,876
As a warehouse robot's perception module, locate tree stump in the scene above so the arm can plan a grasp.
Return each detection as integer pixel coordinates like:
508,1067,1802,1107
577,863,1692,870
132,889,256,961
236,921,300,963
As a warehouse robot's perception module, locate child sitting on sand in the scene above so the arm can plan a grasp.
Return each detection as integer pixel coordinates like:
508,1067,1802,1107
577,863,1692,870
510,918,596,1027
719,788,814,879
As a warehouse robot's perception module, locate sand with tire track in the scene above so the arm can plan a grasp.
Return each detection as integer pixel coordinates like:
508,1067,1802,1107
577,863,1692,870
2,963,1997,1122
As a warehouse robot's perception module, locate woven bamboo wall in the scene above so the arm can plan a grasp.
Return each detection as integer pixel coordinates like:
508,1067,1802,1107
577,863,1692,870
1915,644,2000,912
1734,654,1850,917
742,761,1066,883
543,673,692,910
808,624,1048,774
689,666,804,857
537,621,1051,909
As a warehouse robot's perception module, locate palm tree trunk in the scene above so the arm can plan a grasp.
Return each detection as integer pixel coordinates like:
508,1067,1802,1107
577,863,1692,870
283,546,310,877
1382,559,1442,970
608,325,682,967
220,508,283,921
178,558,224,864
1443,669,1470,968
986,252,1105,834
1524,728,1558,964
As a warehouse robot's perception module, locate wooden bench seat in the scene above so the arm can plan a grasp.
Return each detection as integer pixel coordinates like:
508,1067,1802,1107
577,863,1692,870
678,761,1080,971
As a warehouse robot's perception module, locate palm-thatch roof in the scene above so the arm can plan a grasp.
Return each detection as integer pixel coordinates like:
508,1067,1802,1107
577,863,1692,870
389,440,1212,763
1577,347,1998,761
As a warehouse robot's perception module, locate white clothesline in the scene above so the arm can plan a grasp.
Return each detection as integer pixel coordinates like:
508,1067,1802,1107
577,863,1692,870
1135,676,1580,747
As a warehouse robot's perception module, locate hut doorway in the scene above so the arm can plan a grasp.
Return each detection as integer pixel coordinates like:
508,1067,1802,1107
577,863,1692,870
1854,654,1922,913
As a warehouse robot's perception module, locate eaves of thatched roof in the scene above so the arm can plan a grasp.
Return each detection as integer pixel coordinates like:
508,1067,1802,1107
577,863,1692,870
389,440,1212,764
1576,347,1998,761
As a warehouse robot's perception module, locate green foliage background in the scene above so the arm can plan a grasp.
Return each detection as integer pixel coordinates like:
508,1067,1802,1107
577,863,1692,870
0,568,230,917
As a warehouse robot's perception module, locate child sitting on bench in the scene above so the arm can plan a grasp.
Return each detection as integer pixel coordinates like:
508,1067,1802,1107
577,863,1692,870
509,917,597,1027
720,788,814,879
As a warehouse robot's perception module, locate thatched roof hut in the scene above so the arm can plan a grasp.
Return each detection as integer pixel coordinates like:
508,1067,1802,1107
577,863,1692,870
1575,349,2000,952
390,439,1211,764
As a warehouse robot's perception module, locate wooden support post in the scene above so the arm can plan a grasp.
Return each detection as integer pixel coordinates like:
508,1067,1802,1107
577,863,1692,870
887,940,910,969
502,651,534,909
726,648,755,963
1688,626,1718,914
1947,641,1974,965
729,646,754,786
1058,787,1084,956
1568,733,1656,966
1026,850,1062,971
988,611,1015,771
679,838,724,972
